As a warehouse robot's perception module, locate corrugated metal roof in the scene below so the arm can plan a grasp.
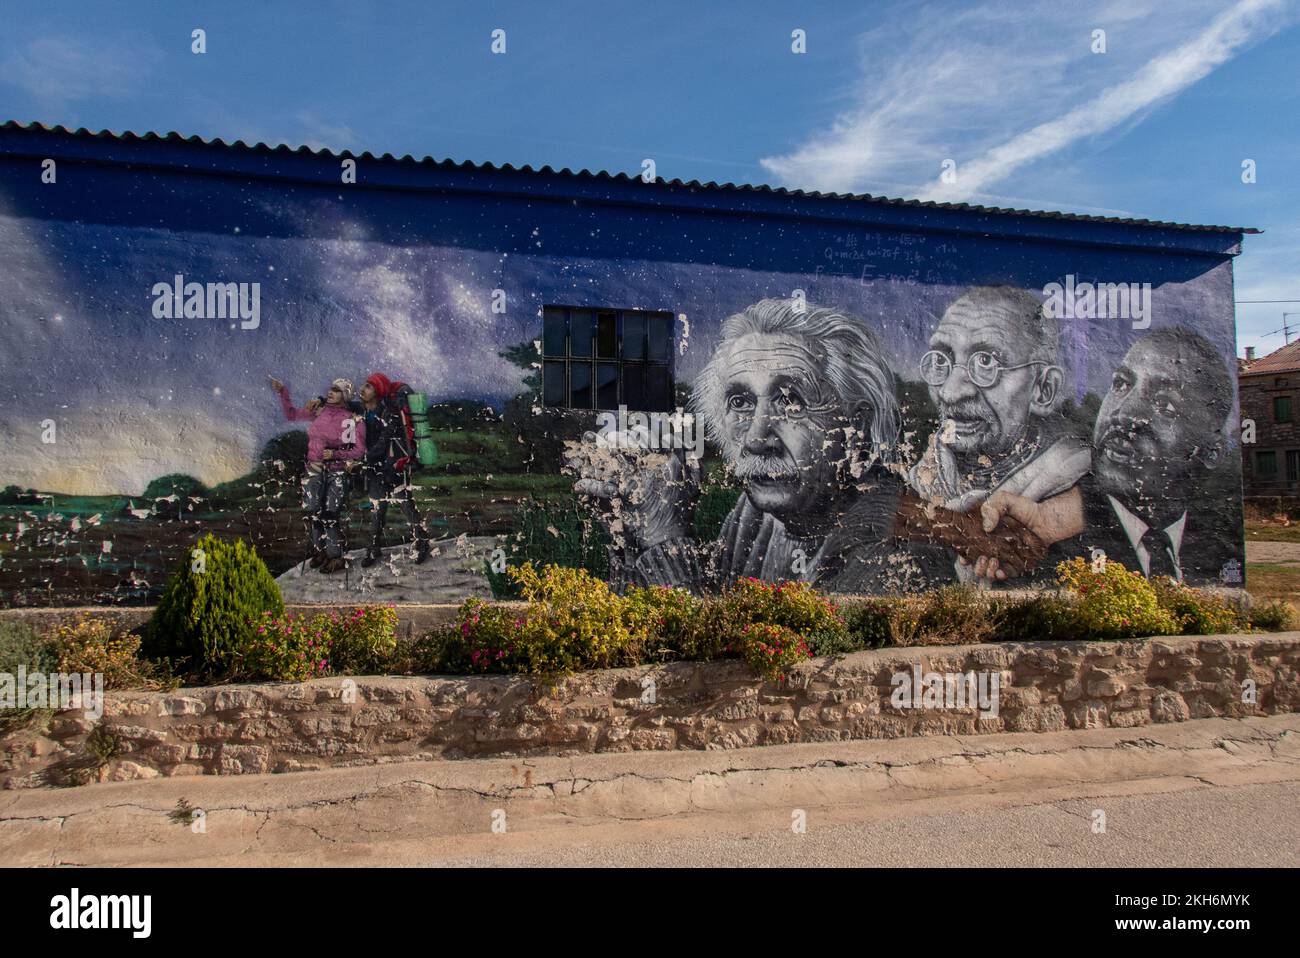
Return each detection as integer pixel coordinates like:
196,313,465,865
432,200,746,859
1240,340,1300,376
0,120,1260,236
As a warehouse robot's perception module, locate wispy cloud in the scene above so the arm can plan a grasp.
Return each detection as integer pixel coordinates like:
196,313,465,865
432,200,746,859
1,35,152,110
294,111,358,152
761,0,1292,202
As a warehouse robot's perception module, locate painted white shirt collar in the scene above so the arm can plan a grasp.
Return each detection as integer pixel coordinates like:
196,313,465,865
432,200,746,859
1107,495,1187,582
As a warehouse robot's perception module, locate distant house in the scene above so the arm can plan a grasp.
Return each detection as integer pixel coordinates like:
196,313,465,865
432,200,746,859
1240,342,1300,498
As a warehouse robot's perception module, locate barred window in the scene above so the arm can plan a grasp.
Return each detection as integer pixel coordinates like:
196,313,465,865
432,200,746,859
541,305,674,411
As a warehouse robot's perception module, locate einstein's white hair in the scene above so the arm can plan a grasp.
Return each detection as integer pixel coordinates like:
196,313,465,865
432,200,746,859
692,298,901,464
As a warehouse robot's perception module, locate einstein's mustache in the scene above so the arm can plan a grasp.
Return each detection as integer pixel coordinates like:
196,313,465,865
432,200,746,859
730,453,801,480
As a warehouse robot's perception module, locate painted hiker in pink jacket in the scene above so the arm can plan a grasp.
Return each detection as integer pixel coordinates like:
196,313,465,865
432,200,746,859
270,377,366,573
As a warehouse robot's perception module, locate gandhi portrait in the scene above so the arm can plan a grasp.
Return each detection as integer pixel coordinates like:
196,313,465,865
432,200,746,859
909,285,1091,582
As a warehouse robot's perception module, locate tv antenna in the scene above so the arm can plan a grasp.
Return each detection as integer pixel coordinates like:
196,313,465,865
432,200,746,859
1261,312,1300,344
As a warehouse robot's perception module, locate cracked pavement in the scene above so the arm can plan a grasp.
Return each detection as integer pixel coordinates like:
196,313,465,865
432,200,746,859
1,714,1297,866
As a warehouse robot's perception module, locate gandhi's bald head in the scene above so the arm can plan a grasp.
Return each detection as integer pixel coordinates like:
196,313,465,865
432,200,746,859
925,285,1062,457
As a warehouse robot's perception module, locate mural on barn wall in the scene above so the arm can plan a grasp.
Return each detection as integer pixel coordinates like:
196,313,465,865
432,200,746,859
0,153,1246,606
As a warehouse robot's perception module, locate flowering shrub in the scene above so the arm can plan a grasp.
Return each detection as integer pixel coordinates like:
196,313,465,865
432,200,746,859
714,578,847,644
329,605,399,674
240,605,398,681
451,599,519,673
52,617,173,690
730,622,812,683
697,578,844,676
1149,577,1245,635
1055,557,1179,639
625,585,703,659
244,611,333,681
451,564,646,677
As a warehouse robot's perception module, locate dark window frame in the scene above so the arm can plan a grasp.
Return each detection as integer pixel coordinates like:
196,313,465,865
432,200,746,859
1257,450,1279,477
540,305,675,412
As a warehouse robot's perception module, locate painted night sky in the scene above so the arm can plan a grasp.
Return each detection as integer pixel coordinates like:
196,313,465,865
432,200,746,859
0,161,1239,497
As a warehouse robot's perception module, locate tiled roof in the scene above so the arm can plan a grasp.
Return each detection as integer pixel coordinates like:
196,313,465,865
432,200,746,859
0,121,1260,236
1240,341,1300,377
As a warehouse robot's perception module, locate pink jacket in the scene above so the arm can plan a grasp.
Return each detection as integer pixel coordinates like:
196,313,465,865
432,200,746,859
278,389,366,469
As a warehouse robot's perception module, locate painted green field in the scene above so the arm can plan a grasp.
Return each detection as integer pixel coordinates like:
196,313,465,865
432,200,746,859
0,426,579,606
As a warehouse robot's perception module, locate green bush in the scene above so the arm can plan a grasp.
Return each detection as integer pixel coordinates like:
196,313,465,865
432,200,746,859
391,627,458,675
485,499,611,598
0,620,58,676
258,430,310,479
0,621,58,728
990,594,1085,643
841,599,900,650
148,534,284,678
1248,599,1299,632
143,473,209,500
805,627,864,657
691,468,742,544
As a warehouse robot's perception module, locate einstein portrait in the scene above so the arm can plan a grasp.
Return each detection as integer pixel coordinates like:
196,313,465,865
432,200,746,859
567,297,932,593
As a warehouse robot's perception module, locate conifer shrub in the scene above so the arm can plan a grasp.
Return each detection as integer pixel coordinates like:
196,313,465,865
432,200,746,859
148,534,284,677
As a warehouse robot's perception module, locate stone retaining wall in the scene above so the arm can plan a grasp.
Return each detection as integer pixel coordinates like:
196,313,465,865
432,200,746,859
3,632,1297,788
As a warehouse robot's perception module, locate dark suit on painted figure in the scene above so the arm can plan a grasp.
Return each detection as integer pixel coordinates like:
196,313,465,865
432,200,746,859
1075,327,1243,586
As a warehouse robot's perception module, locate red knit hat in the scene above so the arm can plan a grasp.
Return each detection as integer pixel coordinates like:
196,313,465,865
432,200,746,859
365,373,393,398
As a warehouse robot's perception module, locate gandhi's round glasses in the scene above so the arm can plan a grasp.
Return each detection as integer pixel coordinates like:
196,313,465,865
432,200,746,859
919,351,1048,389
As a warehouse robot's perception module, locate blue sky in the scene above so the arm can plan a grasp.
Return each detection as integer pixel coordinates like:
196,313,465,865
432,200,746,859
2,0,1297,355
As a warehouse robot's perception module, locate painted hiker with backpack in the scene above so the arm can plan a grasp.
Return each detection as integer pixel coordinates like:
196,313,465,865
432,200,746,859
269,376,366,574
356,373,436,568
